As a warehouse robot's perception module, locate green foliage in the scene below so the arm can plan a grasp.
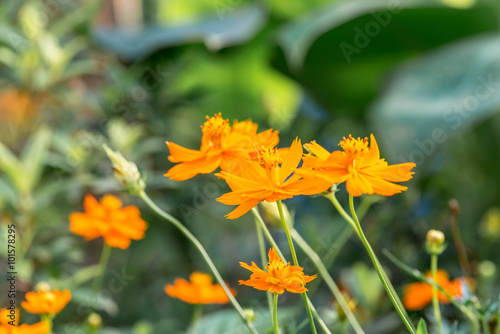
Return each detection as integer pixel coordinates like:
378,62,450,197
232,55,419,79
417,318,429,334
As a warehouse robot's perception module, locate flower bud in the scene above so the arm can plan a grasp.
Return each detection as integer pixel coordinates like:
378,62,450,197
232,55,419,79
88,312,102,329
34,281,51,292
425,229,446,255
449,199,460,216
259,201,293,229
243,308,256,323
103,144,145,194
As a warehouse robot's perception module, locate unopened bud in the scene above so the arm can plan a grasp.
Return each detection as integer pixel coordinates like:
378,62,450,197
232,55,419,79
88,312,102,329
34,281,51,292
103,144,145,194
449,199,460,216
425,229,446,255
259,201,293,229
243,308,256,323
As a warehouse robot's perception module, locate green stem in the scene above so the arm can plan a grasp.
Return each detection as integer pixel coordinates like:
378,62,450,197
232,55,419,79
273,293,280,334
276,200,317,334
139,191,258,334
431,254,444,334
190,304,203,333
91,243,111,309
383,249,481,334
254,217,274,319
252,208,332,334
348,195,416,334
291,228,364,334
41,315,53,333
325,192,360,238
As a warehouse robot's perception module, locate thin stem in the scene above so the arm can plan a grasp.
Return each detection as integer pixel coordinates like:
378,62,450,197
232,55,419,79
276,200,299,266
273,293,280,334
139,191,258,334
325,192,360,238
308,301,333,334
91,243,112,309
251,208,285,258
190,304,203,333
252,207,331,334
449,211,471,276
348,195,416,334
254,217,274,318
291,228,365,334
41,315,53,334
276,200,317,334
431,254,444,334
382,249,480,334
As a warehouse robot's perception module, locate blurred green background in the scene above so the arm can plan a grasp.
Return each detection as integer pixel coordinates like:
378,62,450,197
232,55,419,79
1,0,500,333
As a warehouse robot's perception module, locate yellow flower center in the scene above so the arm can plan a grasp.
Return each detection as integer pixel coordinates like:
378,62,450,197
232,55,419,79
201,113,230,148
339,135,369,157
257,147,282,169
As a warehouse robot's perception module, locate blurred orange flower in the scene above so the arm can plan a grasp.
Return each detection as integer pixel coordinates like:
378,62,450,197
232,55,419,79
0,88,38,125
0,320,50,334
239,247,316,294
0,308,18,326
402,270,472,311
298,134,416,196
164,272,235,304
165,113,279,181
216,138,331,219
21,289,71,315
69,194,148,249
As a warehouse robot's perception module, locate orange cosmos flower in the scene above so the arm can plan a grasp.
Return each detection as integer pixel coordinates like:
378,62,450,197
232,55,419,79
0,321,50,334
216,138,332,219
0,308,50,334
21,289,71,315
69,194,147,249
239,247,316,294
297,134,416,196
165,272,235,304
402,270,472,311
165,113,279,181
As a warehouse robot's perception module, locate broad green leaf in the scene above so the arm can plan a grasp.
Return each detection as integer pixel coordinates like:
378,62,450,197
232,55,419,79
369,33,500,166
273,0,497,117
417,318,429,334
21,126,52,191
92,4,266,60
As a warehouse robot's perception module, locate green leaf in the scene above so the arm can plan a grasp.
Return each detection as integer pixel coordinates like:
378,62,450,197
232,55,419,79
0,140,24,192
274,0,498,117
21,126,52,191
369,33,500,165
417,318,429,334
92,4,266,60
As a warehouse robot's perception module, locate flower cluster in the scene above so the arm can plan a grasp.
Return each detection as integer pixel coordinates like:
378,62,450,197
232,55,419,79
165,113,279,181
